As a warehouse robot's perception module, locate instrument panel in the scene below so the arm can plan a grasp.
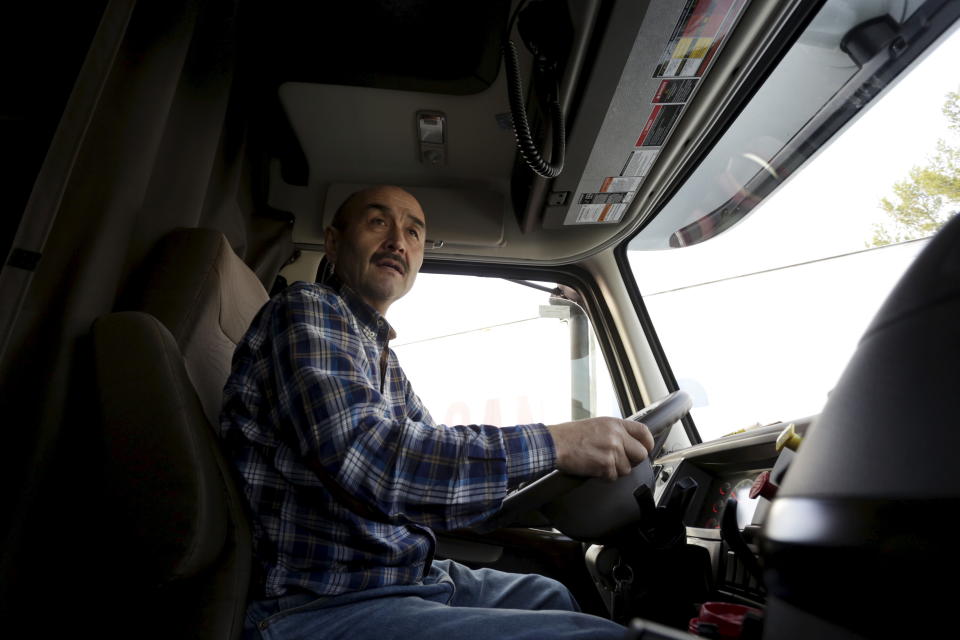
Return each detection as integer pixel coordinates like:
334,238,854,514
696,471,765,530
649,419,810,603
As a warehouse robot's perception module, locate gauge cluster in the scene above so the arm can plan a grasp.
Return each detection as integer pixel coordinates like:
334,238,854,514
651,421,805,533
696,471,765,530
652,459,772,532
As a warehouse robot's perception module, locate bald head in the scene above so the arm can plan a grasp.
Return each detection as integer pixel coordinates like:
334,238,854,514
324,186,427,315
331,186,422,231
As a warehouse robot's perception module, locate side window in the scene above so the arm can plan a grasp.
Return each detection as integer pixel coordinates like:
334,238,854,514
389,274,621,427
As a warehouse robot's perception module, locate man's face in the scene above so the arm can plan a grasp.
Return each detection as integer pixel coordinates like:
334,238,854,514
324,186,426,315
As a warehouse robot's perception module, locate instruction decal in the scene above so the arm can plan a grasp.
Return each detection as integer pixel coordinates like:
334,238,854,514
622,150,659,178
574,175,639,225
653,0,748,78
601,176,642,193
579,191,629,205
652,79,698,104
636,104,682,147
577,203,627,224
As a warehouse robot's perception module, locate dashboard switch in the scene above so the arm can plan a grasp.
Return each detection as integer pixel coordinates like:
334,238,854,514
749,470,778,500
775,423,803,452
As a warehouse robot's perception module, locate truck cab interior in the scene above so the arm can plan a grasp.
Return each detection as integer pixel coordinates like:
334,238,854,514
3,0,959,638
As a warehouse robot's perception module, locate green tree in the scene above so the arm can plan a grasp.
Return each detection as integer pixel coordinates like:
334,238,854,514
871,89,960,246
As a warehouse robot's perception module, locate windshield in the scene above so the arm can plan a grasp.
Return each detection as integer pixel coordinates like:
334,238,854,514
627,1,960,442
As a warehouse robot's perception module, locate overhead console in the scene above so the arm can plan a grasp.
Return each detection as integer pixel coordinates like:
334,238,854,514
541,0,750,230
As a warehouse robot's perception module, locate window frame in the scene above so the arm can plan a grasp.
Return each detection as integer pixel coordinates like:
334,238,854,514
610,245,702,446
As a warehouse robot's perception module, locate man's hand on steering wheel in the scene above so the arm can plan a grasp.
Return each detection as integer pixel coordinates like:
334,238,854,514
547,418,655,482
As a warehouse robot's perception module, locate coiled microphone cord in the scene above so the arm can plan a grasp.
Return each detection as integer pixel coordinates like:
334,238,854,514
502,40,565,179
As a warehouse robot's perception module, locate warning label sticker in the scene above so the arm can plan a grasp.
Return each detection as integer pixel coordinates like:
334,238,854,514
653,0,748,79
579,191,630,205
622,150,659,177
636,104,682,147
573,176,639,223
601,176,642,193
652,78,698,104
576,203,627,224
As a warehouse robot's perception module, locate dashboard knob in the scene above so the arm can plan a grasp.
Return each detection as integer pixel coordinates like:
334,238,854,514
775,423,803,452
749,470,778,500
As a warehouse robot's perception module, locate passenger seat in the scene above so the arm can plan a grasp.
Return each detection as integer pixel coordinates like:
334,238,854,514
92,228,269,639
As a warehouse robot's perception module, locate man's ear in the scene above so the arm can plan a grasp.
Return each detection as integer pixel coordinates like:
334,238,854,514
324,226,339,264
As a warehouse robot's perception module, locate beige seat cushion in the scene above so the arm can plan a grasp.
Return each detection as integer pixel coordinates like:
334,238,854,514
136,228,269,426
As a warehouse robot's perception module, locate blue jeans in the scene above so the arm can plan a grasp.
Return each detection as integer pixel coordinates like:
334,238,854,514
244,559,627,639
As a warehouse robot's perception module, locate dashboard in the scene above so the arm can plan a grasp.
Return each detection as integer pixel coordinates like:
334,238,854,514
649,418,810,604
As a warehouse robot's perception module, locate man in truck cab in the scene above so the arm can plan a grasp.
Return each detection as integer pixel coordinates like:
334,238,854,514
220,185,655,639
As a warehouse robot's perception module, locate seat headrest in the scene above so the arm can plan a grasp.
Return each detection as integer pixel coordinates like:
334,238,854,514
138,228,269,343
93,312,229,584
136,228,269,425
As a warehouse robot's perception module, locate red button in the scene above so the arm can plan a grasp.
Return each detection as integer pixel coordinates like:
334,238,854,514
749,470,777,500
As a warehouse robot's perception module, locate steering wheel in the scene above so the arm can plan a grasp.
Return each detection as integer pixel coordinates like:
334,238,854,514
493,390,692,541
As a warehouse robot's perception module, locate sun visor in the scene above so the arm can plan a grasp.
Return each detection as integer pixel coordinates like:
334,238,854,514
275,79,516,251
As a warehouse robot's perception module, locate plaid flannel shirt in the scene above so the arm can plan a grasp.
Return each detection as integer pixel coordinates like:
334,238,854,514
220,280,556,598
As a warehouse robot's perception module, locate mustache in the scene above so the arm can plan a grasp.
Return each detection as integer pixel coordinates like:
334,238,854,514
372,251,408,273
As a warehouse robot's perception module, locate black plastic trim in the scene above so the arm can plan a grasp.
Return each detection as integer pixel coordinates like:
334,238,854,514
610,244,699,445
762,497,959,638
765,496,957,547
